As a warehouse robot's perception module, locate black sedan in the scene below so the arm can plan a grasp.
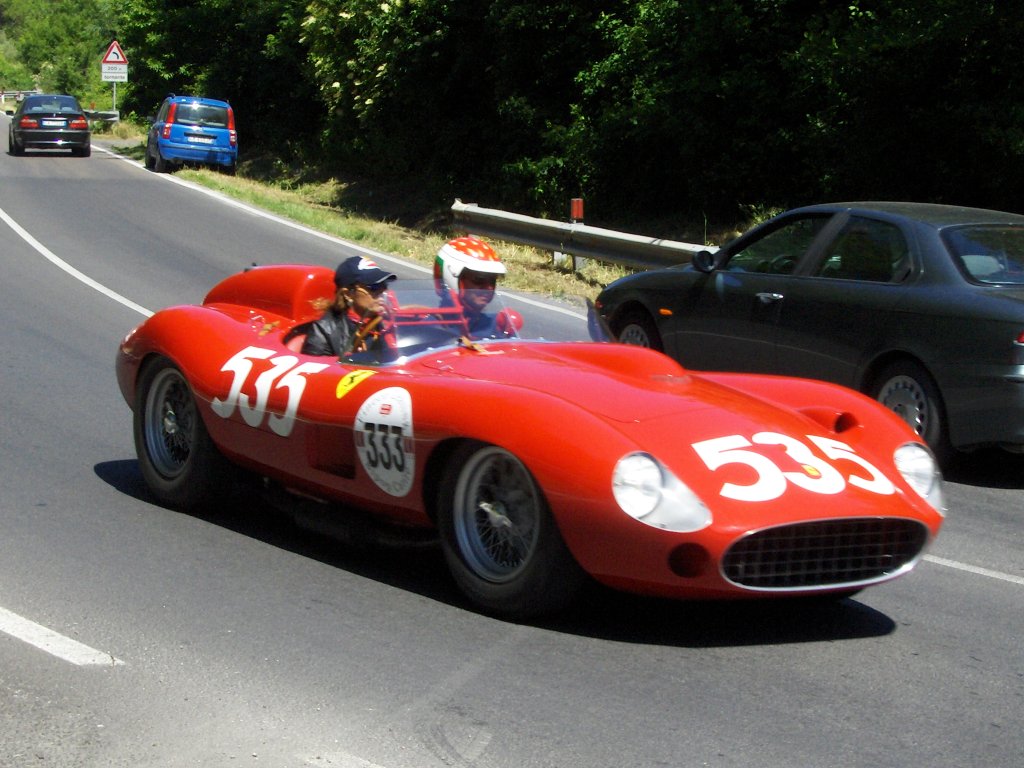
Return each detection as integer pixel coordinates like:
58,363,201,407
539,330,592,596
596,202,1024,463
8,93,91,157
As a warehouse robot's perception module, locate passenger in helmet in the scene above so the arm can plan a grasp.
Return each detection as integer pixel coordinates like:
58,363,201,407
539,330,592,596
434,235,516,338
286,255,396,357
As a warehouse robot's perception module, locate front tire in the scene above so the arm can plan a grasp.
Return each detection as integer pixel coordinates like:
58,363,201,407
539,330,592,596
134,358,228,511
437,442,587,618
614,308,663,352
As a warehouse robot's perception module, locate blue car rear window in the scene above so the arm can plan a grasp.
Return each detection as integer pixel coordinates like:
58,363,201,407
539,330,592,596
174,104,229,128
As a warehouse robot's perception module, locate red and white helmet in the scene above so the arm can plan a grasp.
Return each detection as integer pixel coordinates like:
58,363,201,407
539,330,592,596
434,235,506,292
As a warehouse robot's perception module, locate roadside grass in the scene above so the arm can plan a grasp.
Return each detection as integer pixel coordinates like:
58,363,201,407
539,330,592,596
102,128,749,299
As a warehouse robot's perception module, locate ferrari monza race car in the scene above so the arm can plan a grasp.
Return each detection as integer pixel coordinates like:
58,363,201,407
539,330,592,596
116,264,946,618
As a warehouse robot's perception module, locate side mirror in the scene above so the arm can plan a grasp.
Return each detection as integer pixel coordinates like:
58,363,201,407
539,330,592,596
691,249,721,274
496,308,523,336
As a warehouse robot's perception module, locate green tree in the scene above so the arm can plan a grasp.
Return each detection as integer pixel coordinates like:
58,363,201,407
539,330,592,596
116,0,319,150
796,0,1024,210
1,0,117,101
303,0,619,209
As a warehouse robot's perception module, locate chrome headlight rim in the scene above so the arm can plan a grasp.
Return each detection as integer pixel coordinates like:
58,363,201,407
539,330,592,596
894,441,946,516
612,452,712,533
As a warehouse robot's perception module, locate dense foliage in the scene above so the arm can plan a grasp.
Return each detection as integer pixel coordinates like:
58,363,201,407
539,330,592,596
3,0,1023,226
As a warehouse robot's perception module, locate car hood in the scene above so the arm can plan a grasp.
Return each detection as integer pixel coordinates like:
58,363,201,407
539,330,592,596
417,340,842,431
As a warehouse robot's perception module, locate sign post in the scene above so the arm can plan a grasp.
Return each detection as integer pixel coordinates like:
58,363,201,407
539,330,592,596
101,41,128,112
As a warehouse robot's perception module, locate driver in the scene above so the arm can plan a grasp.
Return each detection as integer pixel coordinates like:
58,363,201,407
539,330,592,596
434,235,512,338
291,256,397,356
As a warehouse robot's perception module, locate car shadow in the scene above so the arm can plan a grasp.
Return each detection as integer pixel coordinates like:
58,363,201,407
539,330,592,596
96,458,897,647
942,446,1024,489
534,586,895,647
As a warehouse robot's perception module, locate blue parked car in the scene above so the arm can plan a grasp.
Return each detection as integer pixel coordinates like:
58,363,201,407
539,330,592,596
145,95,237,174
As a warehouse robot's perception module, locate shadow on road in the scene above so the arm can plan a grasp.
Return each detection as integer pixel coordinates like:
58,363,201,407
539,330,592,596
97,457,898,648
942,446,1024,489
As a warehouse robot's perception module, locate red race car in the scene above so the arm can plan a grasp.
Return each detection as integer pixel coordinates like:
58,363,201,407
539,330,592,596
116,264,946,618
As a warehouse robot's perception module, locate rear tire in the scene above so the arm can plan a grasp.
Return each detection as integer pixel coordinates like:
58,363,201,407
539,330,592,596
870,359,953,465
437,441,587,618
134,358,229,511
614,309,663,352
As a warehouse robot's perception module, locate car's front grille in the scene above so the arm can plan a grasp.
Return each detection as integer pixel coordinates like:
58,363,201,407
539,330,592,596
722,518,928,589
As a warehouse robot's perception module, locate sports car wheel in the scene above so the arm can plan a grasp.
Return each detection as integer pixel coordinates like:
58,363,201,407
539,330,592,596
134,358,227,511
438,442,587,618
871,359,953,464
615,309,663,351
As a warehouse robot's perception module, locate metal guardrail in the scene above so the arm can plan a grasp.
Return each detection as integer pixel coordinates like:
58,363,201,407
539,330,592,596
450,199,715,270
85,110,120,122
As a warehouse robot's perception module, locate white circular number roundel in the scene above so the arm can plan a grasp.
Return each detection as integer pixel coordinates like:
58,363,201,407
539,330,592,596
355,387,415,497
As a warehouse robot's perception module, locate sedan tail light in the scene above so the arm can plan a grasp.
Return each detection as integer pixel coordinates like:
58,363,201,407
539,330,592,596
69,117,89,130
19,117,39,128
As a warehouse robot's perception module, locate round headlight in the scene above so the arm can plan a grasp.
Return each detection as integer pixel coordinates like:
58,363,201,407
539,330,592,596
612,453,662,520
894,442,946,515
612,453,713,532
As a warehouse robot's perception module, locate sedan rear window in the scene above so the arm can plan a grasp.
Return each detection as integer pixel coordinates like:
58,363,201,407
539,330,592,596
944,225,1024,284
25,96,81,113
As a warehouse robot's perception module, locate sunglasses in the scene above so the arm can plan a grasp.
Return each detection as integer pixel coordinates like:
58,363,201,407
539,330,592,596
354,283,388,297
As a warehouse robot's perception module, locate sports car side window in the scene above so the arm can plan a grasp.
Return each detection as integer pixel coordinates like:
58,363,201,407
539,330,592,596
815,218,908,282
725,216,830,275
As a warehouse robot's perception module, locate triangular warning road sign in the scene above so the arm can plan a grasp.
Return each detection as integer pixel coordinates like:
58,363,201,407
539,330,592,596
102,41,127,65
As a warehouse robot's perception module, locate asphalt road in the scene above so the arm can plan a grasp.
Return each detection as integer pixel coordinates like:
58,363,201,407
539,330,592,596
0,122,1021,768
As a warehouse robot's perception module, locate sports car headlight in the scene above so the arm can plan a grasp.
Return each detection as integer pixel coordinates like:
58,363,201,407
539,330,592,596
894,442,947,516
612,453,712,532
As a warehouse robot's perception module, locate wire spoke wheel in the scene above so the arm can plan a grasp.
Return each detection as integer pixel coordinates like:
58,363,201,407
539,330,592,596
451,447,541,583
143,367,198,479
133,357,231,511
438,441,587,618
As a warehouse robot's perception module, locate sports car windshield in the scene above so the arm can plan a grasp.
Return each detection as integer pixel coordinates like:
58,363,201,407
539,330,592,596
343,281,611,364
944,225,1024,284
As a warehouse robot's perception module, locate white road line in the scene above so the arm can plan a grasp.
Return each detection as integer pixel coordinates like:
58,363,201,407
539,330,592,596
924,554,1024,586
0,204,153,318
95,144,430,276
0,606,124,666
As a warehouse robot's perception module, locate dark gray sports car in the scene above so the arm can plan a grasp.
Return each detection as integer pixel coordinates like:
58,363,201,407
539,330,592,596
596,202,1024,463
